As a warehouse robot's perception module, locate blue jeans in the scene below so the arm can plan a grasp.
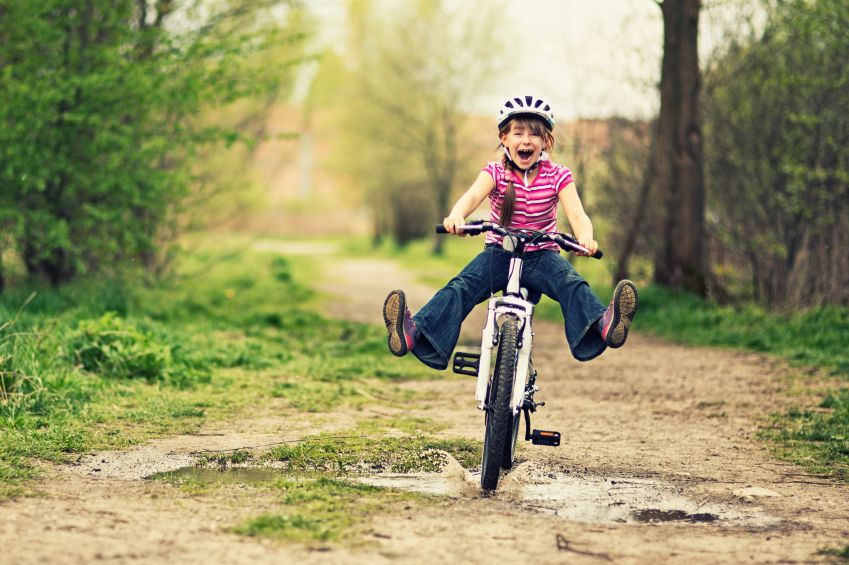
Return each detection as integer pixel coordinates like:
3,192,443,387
411,246,608,370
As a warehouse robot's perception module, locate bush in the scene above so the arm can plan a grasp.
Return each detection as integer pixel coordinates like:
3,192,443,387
68,313,171,381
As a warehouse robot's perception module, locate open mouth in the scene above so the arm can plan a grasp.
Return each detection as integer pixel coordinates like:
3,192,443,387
517,149,534,161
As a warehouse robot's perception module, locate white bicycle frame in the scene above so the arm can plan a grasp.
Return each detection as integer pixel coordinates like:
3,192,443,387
474,246,533,416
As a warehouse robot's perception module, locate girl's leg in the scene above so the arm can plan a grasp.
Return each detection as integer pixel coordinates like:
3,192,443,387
521,251,608,361
409,246,510,370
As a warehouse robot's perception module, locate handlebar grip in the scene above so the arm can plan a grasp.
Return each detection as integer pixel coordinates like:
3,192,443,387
553,235,604,259
435,224,484,235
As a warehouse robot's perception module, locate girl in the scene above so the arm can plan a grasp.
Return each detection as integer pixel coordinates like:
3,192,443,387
383,95,637,369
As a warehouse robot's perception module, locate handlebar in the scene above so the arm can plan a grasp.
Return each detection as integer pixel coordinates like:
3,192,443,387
436,221,603,259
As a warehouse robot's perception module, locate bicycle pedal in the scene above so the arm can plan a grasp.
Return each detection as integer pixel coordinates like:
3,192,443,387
530,429,560,447
452,351,480,377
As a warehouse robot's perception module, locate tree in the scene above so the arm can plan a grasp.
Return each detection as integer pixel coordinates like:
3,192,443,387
336,0,502,252
703,0,849,308
0,0,304,287
592,119,653,284
650,0,707,295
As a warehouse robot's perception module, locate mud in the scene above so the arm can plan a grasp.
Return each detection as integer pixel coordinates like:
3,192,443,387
2,246,848,564
146,466,281,485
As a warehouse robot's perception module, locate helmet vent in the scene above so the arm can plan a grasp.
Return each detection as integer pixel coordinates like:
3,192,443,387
496,95,555,130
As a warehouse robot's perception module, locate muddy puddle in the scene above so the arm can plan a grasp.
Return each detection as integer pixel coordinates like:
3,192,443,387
513,474,748,525
147,463,779,528
147,466,281,485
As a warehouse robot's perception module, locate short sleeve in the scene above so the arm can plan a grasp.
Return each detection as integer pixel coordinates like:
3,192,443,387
481,161,503,192
554,166,574,195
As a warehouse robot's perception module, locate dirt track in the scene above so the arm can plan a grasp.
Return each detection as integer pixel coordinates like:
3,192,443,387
2,245,848,564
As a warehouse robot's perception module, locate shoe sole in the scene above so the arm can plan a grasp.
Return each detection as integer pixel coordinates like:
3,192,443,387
383,290,409,356
606,280,638,348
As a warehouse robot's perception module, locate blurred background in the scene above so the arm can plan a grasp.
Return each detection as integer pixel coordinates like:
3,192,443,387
1,0,847,309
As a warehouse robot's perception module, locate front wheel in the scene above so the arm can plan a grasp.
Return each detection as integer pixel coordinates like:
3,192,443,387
502,409,520,470
480,315,519,491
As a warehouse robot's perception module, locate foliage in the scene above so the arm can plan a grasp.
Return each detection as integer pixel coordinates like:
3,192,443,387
703,0,849,308
0,0,305,287
591,119,653,284
326,1,503,249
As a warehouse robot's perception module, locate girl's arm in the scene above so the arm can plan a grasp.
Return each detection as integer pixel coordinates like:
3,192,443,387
443,171,496,235
558,181,599,256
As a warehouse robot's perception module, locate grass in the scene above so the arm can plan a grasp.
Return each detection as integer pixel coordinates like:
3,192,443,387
0,236,435,499
763,389,849,481
817,545,849,562
233,476,420,543
267,433,480,474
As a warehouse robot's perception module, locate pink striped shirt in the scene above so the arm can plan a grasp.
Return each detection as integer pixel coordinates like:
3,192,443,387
483,160,574,251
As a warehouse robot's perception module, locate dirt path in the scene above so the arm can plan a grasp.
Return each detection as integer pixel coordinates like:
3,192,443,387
2,242,848,564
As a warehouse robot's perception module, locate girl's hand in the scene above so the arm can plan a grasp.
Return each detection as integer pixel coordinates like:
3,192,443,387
576,236,598,256
443,215,467,236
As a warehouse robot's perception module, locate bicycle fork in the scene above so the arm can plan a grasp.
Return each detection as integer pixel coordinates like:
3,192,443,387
459,295,560,447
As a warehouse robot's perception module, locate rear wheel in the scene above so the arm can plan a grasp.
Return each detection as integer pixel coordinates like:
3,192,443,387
480,315,519,491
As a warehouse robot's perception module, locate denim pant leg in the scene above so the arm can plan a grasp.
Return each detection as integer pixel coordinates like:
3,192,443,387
411,247,509,370
522,251,608,361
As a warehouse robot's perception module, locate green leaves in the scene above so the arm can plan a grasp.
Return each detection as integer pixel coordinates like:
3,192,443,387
0,0,305,286
703,0,849,308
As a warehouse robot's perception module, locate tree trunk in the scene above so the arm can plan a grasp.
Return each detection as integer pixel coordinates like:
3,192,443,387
651,0,706,295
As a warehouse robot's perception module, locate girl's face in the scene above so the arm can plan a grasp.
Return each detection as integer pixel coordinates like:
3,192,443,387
499,118,550,170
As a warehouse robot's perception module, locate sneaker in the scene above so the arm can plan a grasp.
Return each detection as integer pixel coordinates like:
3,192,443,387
599,280,638,348
383,290,416,356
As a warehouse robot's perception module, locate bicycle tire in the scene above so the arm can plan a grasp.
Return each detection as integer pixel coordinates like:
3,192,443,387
480,315,519,490
502,409,520,470
503,358,532,469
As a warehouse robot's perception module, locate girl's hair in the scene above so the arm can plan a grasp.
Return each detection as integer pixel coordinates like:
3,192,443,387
497,116,555,227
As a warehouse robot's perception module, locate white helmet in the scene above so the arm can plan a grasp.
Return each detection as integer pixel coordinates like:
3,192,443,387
496,95,555,130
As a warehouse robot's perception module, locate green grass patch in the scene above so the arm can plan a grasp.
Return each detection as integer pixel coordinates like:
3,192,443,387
234,476,418,543
817,545,849,562
0,237,435,499
267,433,481,474
762,389,849,481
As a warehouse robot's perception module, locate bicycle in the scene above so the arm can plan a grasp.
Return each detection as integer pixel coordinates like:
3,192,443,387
435,220,603,490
